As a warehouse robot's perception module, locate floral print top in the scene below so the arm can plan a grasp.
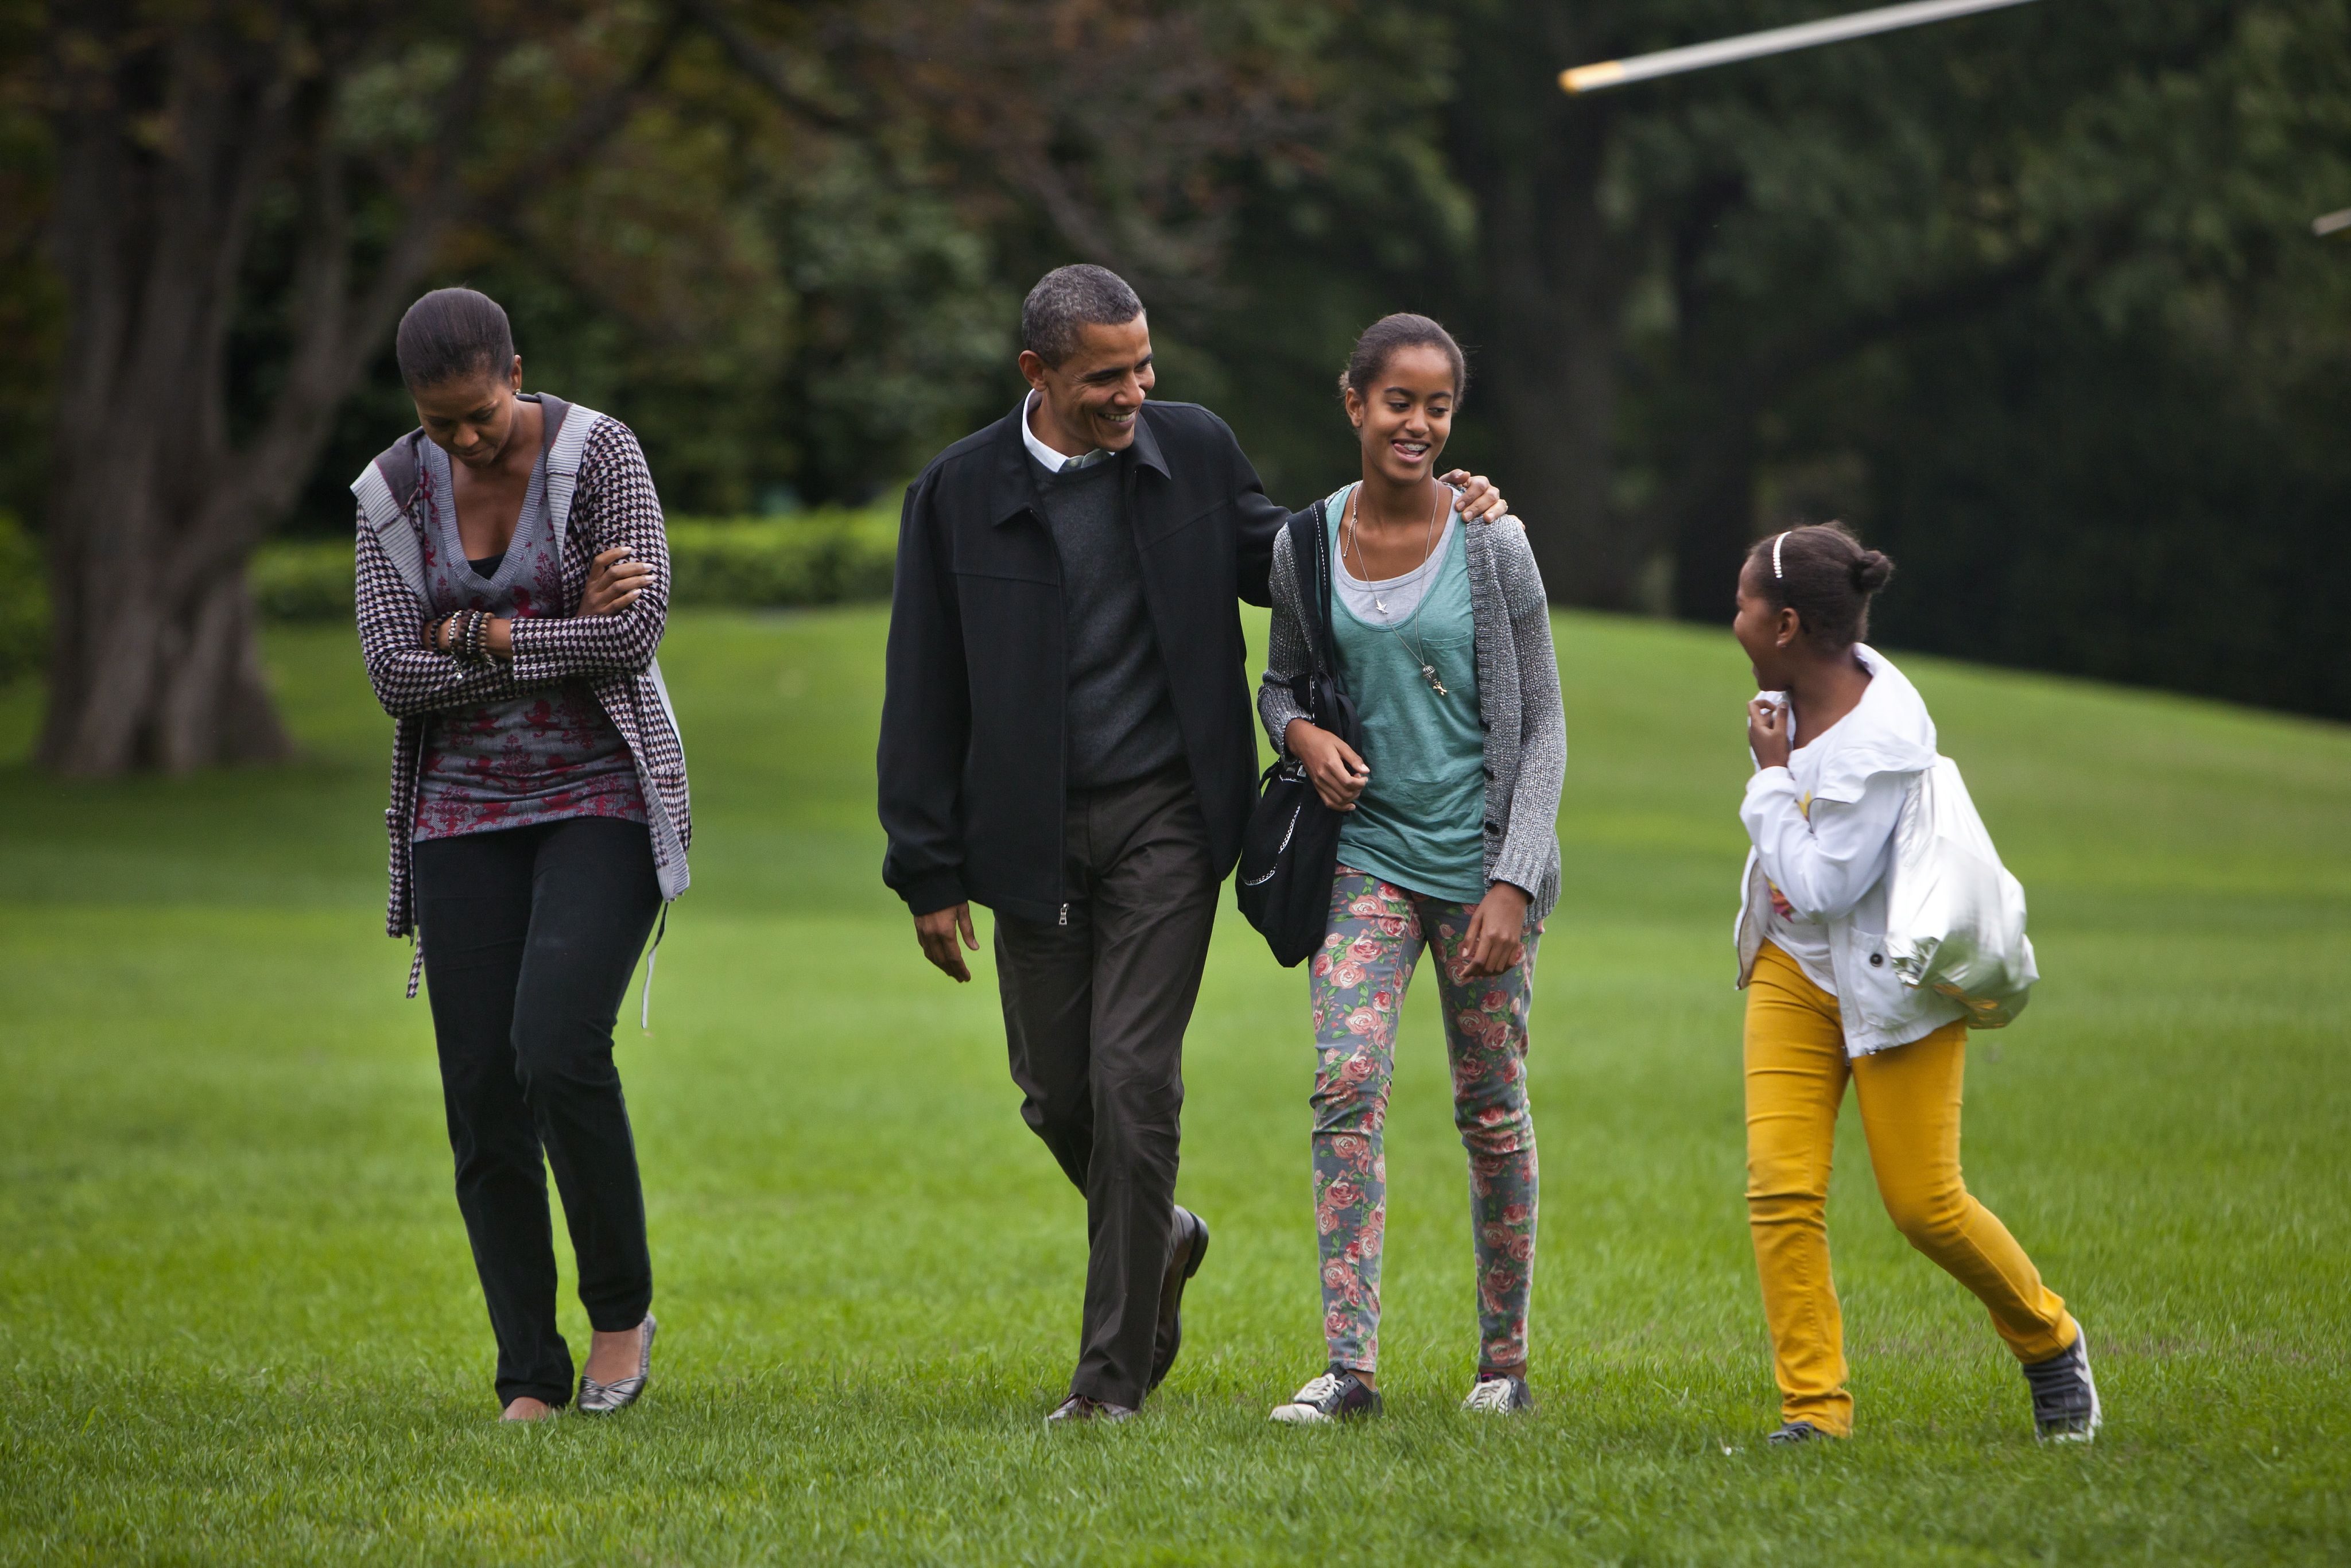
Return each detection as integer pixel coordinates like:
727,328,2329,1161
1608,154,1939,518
410,432,646,841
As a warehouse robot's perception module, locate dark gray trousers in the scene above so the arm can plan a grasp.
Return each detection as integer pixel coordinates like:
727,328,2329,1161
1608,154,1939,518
994,762,1219,1410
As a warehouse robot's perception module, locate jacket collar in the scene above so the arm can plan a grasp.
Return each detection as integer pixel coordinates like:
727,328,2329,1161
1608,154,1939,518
987,398,1169,525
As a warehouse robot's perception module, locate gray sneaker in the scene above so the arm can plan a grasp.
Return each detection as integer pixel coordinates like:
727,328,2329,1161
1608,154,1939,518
2023,1328,2102,1443
1766,1419,1835,1445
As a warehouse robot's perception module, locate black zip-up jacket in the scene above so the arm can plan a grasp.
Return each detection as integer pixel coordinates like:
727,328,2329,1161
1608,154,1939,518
879,398,1287,922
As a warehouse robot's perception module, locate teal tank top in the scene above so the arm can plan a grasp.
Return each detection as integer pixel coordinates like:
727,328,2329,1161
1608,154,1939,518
1325,486,1487,905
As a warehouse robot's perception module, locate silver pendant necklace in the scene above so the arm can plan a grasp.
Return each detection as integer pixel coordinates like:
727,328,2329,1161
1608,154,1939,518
1344,484,1450,697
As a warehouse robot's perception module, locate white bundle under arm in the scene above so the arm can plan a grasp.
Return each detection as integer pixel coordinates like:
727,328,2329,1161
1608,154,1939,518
1740,767,1909,923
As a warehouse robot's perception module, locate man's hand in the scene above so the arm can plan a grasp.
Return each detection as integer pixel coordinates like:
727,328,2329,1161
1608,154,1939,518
1458,882,1531,978
1440,470,1509,525
1747,696,1792,771
914,902,977,983
1285,719,1369,811
581,547,653,616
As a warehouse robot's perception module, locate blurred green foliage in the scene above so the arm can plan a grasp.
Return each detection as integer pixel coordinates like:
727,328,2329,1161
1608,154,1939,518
248,511,900,623
0,512,48,686
247,541,359,624
664,513,899,610
7,1,2350,719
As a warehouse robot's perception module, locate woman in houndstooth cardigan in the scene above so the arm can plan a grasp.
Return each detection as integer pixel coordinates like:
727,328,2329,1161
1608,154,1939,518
352,288,690,1422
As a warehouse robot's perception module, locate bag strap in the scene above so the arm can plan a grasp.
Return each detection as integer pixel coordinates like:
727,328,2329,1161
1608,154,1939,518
1312,494,1339,680
1286,499,1340,681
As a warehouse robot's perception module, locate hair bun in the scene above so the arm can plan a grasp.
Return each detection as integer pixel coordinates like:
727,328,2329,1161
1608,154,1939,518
1851,550,1895,593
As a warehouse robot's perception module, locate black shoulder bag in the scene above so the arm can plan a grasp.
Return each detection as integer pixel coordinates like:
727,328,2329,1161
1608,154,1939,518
1236,499,1359,967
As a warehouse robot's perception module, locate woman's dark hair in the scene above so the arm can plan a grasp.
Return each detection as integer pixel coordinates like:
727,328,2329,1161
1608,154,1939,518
395,288,515,391
1744,522,1896,651
1340,313,1467,406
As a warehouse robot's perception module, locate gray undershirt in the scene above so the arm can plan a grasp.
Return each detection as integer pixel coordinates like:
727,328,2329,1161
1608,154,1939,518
1029,454,1185,789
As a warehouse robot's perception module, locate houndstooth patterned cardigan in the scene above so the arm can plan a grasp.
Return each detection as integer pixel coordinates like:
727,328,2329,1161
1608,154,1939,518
352,398,691,988
1257,501,1564,923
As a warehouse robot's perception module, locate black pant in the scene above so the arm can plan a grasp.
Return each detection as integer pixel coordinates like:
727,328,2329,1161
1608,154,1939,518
994,763,1219,1410
413,817,662,1407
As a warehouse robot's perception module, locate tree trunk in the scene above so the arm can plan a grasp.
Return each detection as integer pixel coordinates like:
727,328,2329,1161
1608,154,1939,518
35,15,297,774
40,537,293,774
32,2,674,776
1448,7,1640,610
1660,406,1760,623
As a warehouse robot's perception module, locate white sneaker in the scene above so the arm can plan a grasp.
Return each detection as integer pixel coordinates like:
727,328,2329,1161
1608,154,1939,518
1460,1372,1535,1415
1270,1367,1382,1424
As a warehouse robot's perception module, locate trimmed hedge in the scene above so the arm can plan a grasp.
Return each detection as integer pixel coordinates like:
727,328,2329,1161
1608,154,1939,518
249,508,901,623
250,538,360,622
0,512,49,685
665,511,899,608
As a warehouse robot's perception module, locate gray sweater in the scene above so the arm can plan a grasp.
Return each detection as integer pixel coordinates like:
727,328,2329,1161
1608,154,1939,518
1258,509,1565,922
1033,457,1186,789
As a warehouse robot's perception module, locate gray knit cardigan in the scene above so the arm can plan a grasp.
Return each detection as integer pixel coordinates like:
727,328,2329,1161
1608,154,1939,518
1257,506,1565,923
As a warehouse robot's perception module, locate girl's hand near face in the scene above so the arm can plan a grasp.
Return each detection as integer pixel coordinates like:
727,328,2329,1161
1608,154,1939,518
1285,719,1370,810
1460,882,1531,978
1747,696,1793,771
581,548,651,616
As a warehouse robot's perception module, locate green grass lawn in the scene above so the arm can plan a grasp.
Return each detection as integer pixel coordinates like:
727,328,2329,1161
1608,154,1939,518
2,608,2347,1565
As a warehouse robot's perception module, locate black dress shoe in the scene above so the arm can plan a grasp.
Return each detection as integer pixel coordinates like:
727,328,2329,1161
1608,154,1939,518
1046,1394,1136,1425
1150,1206,1211,1390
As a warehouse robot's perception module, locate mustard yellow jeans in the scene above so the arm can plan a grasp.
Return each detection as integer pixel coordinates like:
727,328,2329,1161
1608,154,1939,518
1744,942,2075,1435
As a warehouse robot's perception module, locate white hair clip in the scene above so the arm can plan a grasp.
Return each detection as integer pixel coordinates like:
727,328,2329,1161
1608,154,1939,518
1771,530,1790,581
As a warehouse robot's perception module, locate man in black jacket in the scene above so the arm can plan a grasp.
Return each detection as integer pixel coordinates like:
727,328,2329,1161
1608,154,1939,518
878,265,1504,1422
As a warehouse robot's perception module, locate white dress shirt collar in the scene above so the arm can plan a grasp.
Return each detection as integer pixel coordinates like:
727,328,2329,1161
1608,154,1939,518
1022,389,1115,473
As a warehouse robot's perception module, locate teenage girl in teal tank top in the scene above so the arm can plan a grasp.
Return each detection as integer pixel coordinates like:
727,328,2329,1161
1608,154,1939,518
1263,315,1560,1425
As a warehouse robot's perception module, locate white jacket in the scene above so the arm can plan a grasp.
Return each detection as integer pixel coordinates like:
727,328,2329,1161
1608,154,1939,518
1734,646,1966,1056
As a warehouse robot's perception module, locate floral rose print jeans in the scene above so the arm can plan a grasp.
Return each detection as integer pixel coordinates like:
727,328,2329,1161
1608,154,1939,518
1309,869,1541,1376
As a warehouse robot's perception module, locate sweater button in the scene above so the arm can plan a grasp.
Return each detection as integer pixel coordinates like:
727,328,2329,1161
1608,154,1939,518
1869,953,1884,967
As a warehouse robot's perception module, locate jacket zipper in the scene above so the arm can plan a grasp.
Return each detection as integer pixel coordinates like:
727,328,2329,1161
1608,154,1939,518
1058,903,1069,926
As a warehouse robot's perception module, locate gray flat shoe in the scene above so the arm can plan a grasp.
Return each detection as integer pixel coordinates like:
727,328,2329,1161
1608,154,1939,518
577,1314,655,1415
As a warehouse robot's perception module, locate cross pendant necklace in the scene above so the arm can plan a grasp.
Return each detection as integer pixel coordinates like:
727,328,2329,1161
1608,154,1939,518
1344,485,1450,698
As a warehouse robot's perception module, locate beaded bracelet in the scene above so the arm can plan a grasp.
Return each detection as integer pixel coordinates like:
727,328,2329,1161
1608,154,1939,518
464,609,486,665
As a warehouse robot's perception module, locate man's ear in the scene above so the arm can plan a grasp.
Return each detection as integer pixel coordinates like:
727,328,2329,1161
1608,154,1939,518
1017,349,1052,393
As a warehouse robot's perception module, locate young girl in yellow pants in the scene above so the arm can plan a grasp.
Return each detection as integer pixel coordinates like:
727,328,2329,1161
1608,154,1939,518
1729,524,2100,1445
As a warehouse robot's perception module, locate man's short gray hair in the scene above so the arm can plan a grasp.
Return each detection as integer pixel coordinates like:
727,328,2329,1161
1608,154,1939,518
1021,265,1144,367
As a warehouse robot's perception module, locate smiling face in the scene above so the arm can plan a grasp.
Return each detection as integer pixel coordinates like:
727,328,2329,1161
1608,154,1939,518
1019,315,1154,456
1733,556,1803,688
411,356,525,469
1346,343,1456,486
